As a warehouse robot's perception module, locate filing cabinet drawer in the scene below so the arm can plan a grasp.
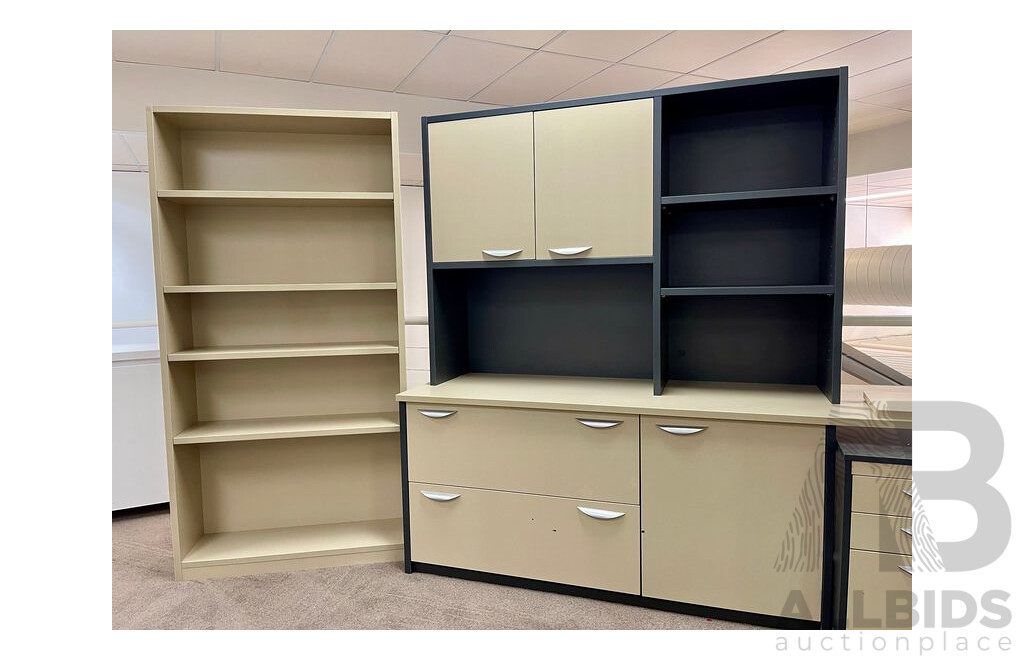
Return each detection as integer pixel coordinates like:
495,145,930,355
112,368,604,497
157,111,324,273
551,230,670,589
408,482,640,594
852,461,911,480
847,550,913,630
407,405,639,503
851,475,913,517
850,513,913,555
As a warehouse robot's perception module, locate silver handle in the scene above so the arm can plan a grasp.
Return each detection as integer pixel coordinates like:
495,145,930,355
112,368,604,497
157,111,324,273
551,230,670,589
576,418,623,429
548,246,592,256
482,249,522,258
657,425,706,435
421,490,460,502
577,506,625,520
903,489,912,497
898,565,913,576
901,527,912,537
418,409,456,419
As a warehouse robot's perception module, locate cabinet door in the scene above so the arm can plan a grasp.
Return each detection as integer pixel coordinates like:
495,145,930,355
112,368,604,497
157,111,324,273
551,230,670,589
427,113,535,263
641,416,824,620
534,99,653,259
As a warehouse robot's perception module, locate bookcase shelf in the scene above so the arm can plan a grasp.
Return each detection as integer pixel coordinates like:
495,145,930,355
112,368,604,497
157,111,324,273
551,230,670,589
660,185,837,206
149,106,406,579
661,285,835,297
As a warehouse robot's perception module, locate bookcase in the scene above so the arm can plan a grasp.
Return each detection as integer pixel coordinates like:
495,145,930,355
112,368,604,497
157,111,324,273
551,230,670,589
147,107,406,579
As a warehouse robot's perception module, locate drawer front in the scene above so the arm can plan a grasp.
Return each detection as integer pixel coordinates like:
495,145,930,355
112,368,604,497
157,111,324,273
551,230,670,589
851,475,913,517
409,482,640,594
407,405,639,503
847,550,913,630
850,513,913,555
641,416,824,619
852,461,911,480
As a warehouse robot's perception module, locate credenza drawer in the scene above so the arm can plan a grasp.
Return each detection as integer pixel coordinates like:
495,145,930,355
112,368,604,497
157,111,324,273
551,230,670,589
407,405,639,503
852,461,911,480
851,475,913,517
850,512,913,555
408,482,640,594
847,550,913,630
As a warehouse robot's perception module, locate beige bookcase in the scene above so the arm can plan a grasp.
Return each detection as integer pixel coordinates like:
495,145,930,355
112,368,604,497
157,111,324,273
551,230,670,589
146,106,406,579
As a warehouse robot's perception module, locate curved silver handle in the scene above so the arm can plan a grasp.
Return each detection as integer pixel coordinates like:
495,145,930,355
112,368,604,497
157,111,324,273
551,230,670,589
421,490,460,502
657,425,706,435
576,418,623,429
898,565,913,576
548,246,592,256
418,409,456,419
900,527,912,537
903,489,912,497
577,506,625,520
482,249,522,258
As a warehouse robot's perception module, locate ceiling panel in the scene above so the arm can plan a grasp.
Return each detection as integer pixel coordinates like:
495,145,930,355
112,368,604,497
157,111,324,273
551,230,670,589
314,31,443,91
693,30,882,79
849,58,912,99
624,30,777,73
658,73,722,89
113,133,137,167
219,30,331,81
860,84,912,111
112,30,216,70
552,64,679,101
452,31,562,49
473,52,608,105
397,36,531,100
783,30,911,76
543,30,670,62
868,168,912,183
849,101,911,133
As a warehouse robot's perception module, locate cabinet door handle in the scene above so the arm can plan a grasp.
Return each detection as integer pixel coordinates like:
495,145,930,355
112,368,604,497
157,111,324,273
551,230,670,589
577,506,625,520
421,490,460,502
901,527,913,537
576,418,623,429
548,246,592,256
482,249,522,258
898,565,913,576
657,425,706,435
418,409,457,419
903,489,912,497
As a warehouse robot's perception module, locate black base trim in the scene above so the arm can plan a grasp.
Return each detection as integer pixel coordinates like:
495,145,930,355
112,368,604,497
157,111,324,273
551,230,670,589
411,562,820,630
112,502,169,518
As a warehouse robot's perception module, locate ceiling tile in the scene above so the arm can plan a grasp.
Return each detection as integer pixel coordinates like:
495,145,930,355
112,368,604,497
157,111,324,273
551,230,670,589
397,36,531,100
658,73,722,90
868,168,912,183
543,31,670,62
113,133,137,167
860,84,912,111
473,52,608,105
314,31,442,91
694,30,882,79
849,58,912,99
112,30,215,69
552,64,679,101
121,132,150,166
219,30,331,80
451,31,562,49
624,30,777,73
848,101,911,133
783,30,911,77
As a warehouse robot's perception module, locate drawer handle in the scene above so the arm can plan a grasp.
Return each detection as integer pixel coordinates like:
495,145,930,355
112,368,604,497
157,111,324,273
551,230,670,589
577,506,625,520
903,489,913,497
418,409,457,419
548,246,592,256
482,249,522,258
657,425,706,435
576,418,623,429
901,527,913,537
898,565,913,576
421,490,460,502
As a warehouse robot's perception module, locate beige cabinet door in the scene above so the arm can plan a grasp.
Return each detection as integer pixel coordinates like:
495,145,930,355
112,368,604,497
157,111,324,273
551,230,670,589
641,416,825,620
534,99,654,260
427,113,535,262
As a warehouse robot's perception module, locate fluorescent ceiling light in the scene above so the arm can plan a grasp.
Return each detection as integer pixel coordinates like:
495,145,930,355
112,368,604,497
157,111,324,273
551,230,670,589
847,189,912,203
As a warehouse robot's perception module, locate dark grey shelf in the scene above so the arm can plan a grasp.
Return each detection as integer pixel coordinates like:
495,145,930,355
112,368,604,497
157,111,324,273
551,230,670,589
661,285,835,297
661,186,837,206
431,256,654,270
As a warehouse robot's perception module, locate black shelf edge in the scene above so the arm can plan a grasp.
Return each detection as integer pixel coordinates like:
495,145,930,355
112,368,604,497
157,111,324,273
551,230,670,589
661,186,838,207
661,285,836,297
431,256,655,270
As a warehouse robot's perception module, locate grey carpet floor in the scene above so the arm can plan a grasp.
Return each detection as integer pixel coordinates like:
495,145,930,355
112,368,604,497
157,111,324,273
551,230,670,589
112,510,759,630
